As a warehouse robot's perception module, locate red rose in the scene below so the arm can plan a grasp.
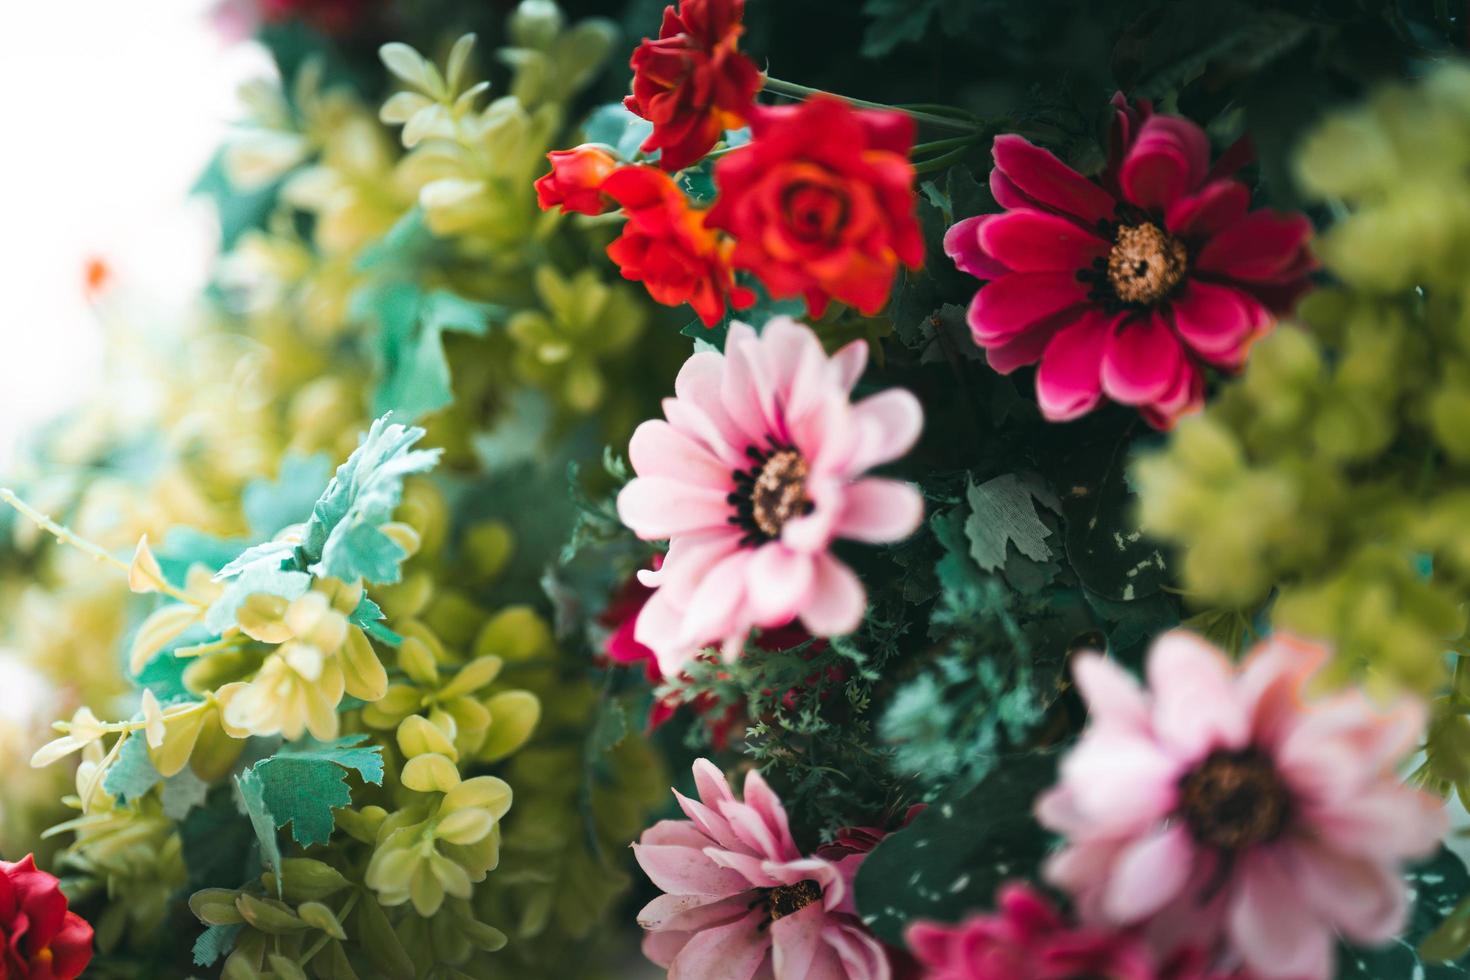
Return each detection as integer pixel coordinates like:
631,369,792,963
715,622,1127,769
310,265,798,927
534,146,620,216
602,166,755,326
0,855,93,980
624,0,763,172
708,95,925,316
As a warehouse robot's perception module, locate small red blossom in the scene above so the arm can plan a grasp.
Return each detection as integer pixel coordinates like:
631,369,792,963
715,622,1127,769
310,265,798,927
624,0,763,172
708,95,925,317
535,146,620,216
258,0,372,34
0,855,93,980
945,95,1315,428
602,165,755,326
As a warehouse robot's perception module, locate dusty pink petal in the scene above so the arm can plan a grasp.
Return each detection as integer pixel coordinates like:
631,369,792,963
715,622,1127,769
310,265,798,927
643,818,721,850
984,310,1071,374
640,893,754,932
1035,312,1109,421
835,478,924,544
1194,211,1314,282
1102,823,1195,923
1235,634,1329,748
722,328,781,445
1057,729,1180,833
1276,696,1426,805
746,545,816,626
665,396,746,469
823,922,892,980
847,388,925,472
720,799,787,862
1168,280,1269,366
967,271,1092,346
741,769,800,861
1306,785,1446,864
761,859,846,909
770,904,826,979
618,477,733,539
1043,840,1126,920
674,788,744,854
1227,852,1334,980
978,209,1110,272
645,928,694,968
1165,179,1250,239
828,339,869,392
799,554,866,637
672,352,748,462
651,530,743,604
668,907,772,980
629,419,733,488
1072,652,1150,733
1120,115,1211,211
764,318,838,433
1100,312,1185,406
634,841,756,897
992,134,1118,226
945,215,1011,280
1145,631,1251,760
706,847,787,889
678,549,756,649
1286,839,1406,945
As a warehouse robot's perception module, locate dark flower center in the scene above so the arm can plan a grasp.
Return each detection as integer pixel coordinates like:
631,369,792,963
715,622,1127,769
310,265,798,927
766,879,823,920
729,445,813,545
1178,748,1291,850
1106,222,1188,305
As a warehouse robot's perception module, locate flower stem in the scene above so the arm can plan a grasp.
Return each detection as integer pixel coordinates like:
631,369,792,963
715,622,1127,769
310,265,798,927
913,145,979,175
761,77,978,134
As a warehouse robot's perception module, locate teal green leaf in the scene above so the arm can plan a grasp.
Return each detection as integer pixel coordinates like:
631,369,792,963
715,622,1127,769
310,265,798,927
362,283,499,422
235,768,283,882
192,923,243,968
245,735,385,848
161,768,211,820
581,103,653,161
205,566,312,635
102,734,163,803
964,472,1060,572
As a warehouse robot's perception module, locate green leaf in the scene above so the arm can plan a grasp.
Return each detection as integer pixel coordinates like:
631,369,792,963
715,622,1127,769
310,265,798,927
193,923,243,968
102,734,163,803
302,415,442,584
588,697,629,756
162,768,211,820
964,472,1060,572
235,768,283,883
245,735,385,848
192,149,278,250
205,565,312,635
362,284,498,423
1064,435,1168,601
473,389,554,472
853,753,1058,945
244,453,332,540
581,103,653,161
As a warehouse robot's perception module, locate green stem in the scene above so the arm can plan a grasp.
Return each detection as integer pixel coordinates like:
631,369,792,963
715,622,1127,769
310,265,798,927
912,145,978,174
911,135,979,156
762,77,977,134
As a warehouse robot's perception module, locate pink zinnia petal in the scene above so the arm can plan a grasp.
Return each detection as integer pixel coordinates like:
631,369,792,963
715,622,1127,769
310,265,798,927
835,478,924,544
746,545,816,626
1286,839,1407,945
667,907,771,980
629,418,734,488
634,840,754,897
1035,312,1110,421
1072,652,1150,733
977,209,1110,272
1102,823,1195,923
1145,630,1251,760
1227,852,1335,980
1100,312,1184,406
992,134,1118,226
967,271,1092,346
1120,115,1211,211
1168,280,1270,366
771,905,827,978
800,554,866,637
847,388,925,472
944,215,1011,280
1194,211,1314,282
1165,179,1251,239
619,476,733,539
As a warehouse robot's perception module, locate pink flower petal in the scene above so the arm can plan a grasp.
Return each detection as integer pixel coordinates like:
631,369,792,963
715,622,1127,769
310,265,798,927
722,329,781,446
630,419,734,488
835,478,924,544
1058,730,1180,834
1145,631,1251,760
1072,653,1150,733
674,789,745,854
1138,356,1203,430
984,312,1069,374
693,758,737,808
1102,823,1195,923
944,215,1011,280
967,271,1092,346
705,847,786,889
1100,312,1185,406
1165,180,1250,239
673,351,747,462
1235,634,1329,748
1286,839,1406,945
1168,280,1270,366
667,907,772,980
822,922,892,980
770,904,826,978
741,769,800,862
719,798,787,862
847,388,925,472
639,893,752,933
1227,852,1334,980
1035,312,1110,421
1120,115,1211,211
746,546,816,626
677,549,755,650
1194,211,1314,282
618,476,734,540
829,339,869,393
799,554,866,638
634,840,755,897
977,209,1110,272
992,134,1118,226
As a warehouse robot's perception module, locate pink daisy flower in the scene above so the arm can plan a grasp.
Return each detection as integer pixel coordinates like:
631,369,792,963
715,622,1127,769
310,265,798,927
633,758,891,980
616,316,924,676
1036,631,1445,980
945,97,1315,428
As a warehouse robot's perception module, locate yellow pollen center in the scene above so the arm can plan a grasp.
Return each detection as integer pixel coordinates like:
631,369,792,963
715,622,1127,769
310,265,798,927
1107,222,1188,304
750,450,811,539
767,879,822,920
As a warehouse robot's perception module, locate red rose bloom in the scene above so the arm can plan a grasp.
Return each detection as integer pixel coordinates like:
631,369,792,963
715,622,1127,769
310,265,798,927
602,165,755,326
624,0,763,172
945,96,1315,428
535,146,620,216
708,95,925,317
0,855,93,980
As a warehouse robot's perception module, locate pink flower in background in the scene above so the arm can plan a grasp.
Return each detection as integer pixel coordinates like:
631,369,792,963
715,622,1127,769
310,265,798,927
633,758,891,980
945,97,1314,428
616,317,924,676
1036,631,1444,980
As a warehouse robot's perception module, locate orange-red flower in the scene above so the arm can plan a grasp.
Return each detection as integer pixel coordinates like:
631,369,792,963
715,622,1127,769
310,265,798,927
602,166,754,327
534,146,620,216
708,95,924,317
623,0,763,172
0,855,93,980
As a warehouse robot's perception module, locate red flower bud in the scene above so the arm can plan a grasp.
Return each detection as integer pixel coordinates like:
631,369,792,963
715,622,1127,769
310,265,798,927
534,146,620,216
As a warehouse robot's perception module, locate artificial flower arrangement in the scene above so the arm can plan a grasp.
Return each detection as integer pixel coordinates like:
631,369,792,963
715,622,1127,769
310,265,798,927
3,0,1470,978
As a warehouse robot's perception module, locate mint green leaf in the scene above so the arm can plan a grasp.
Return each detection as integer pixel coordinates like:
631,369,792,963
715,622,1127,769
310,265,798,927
246,735,385,848
472,389,553,472
354,206,434,274
964,473,1059,571
235,768,283,882
205,566,312,635
193,923,243,968
215,539,300,581
363,284,500,422
161,768,211,820
103,734,163,803
244,453,332,539
581,103,652,161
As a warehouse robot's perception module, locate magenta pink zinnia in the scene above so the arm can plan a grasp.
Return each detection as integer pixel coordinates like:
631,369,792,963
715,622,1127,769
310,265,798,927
616,316,924,676
633,758,891,980
1036,631,1445,980
945,98,1315,428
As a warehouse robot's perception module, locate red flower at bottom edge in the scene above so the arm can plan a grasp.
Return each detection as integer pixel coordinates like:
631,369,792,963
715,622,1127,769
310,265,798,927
0,855,93,980
603,166,755,326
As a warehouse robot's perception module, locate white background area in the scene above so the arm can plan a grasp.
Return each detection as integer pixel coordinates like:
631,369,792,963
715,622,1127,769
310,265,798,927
0,0,271,469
